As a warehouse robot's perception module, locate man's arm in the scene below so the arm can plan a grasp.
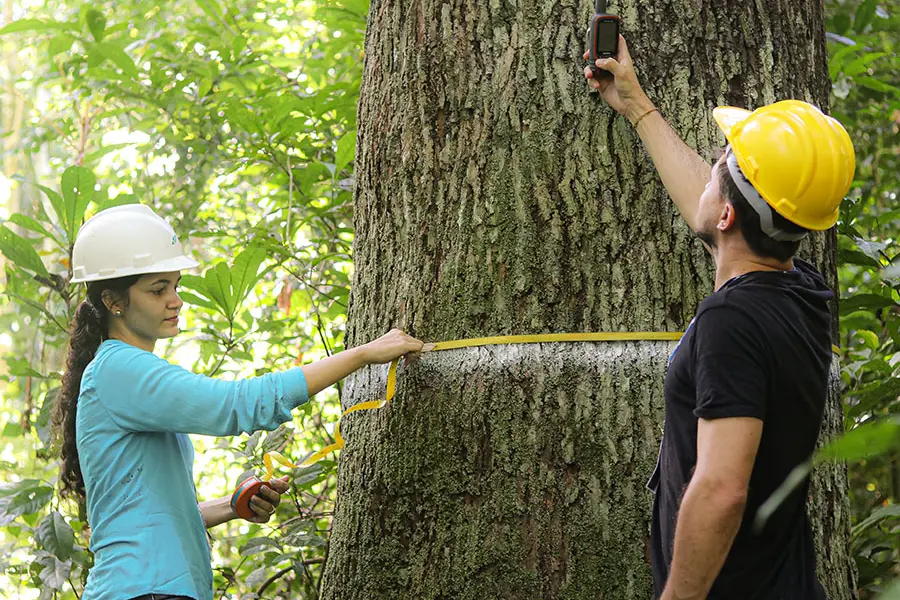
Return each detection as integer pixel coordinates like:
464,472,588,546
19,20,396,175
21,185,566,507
584,35,711,232
661,416,763,600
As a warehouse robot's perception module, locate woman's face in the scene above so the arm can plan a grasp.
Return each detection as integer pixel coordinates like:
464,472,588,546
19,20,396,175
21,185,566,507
108,271,184,350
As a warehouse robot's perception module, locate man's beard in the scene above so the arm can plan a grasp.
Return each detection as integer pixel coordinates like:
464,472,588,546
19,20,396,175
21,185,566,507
696,226,717,250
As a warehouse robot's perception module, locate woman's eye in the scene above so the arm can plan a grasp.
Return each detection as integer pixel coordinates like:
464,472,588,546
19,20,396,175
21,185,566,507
153,289,165,296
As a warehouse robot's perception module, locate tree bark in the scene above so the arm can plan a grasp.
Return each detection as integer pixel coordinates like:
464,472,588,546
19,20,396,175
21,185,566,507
321,1,855,598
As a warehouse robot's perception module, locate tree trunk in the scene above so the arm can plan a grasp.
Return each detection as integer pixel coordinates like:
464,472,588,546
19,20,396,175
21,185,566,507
321,1,855,598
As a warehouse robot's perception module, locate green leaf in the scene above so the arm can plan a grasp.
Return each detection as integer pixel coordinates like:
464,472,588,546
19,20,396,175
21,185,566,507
232,35,247,55
0,482,54,525
239,537,282,557
35,388,59,448
261,424,291,453
840,310,881,333
832,12,851,36
87,47,104,69
852,503,900,538
2,422,23,437
0,19,75,35
230,245,267,308
875,208,900,228
224,100,261,134
854,238,888,261
828,43,859,81
6,213,61,246
204,261,235,318
85,9,106,41
8,484,54,515
852,0,878,33
4,356,44,378
296,161,332,197
178,290,217,311
244,430,262,456
0,479,41,498
848,377,900,419
287,533,327,548
290,463,325,488
36,555,70,590
36,185,66,235
857,77,900,95
817,418,900,462
196,0,226,28
0,225,50,277
245,566,269,589
92,42,139,79
854,330,880,351
36,511,76,561
60,166,96,242
843,52,887,78
48,34,76,58
839,293,896,315
839,249,883,269
335,130,357,174
95,194,140,213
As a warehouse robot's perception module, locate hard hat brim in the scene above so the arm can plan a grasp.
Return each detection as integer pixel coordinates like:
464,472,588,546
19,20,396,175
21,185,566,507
712,106,752,142
70,255,200,284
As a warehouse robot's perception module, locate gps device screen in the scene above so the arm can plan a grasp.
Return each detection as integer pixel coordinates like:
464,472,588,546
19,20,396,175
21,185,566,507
594,20,618,55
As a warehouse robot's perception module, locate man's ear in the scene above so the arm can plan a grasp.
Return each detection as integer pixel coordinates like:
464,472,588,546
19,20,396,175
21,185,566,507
718,202,738,233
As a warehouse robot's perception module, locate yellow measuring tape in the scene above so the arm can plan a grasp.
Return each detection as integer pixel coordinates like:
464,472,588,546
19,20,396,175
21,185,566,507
258,333,843,478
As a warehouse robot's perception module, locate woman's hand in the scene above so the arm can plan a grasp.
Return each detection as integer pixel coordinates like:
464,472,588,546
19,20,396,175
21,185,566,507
246,476,290,523
359,329,425,365
301,328,427,397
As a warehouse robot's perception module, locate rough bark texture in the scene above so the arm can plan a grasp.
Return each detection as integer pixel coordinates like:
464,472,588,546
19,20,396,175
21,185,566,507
321,1,855,598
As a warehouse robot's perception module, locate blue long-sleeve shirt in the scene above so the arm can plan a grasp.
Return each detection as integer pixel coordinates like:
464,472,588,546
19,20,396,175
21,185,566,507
75,339,309,600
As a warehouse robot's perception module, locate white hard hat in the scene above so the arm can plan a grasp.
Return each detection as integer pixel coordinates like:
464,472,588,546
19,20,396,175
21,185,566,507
71,204,199,283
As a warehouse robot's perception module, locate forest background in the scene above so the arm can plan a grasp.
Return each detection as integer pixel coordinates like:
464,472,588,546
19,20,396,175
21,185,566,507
0,0,897,598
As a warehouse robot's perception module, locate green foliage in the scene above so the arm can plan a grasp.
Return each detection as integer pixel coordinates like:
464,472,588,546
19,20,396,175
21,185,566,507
827,0,900,595
0,0,366,596
0,0,897,597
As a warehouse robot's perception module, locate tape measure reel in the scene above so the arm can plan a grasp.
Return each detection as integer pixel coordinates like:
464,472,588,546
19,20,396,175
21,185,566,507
230,476,266,520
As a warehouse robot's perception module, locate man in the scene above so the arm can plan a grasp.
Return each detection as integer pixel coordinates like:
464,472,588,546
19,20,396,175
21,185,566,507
583,36,855,599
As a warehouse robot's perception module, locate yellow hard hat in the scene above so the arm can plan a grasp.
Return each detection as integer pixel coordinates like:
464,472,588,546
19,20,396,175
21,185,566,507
712,100,855,231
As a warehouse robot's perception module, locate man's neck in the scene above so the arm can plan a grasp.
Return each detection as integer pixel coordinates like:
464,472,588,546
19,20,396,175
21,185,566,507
712,245,793,291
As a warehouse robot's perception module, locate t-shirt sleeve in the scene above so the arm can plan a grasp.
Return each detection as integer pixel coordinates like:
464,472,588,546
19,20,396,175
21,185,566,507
692,305,768,421
92,343,309,435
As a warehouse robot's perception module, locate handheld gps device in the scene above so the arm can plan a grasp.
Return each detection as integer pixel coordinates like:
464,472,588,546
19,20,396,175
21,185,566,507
588,0,621,79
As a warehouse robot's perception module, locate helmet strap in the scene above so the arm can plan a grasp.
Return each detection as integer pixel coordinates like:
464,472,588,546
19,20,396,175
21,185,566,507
725,148,807,242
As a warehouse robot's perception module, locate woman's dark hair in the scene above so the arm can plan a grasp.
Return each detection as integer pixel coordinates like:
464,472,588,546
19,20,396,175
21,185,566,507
53,275,140,499
717,163,809,262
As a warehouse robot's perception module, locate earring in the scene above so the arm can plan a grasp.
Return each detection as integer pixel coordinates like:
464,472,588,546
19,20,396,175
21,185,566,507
115,310,122,317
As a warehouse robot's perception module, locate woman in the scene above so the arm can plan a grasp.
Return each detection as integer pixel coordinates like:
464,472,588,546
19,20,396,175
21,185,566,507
53,204,423,600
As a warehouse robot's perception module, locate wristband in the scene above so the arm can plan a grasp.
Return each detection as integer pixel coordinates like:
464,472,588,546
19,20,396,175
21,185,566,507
632,107,659,128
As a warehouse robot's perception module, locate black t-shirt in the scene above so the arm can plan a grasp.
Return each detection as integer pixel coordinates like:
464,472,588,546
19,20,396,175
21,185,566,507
648,259,833,599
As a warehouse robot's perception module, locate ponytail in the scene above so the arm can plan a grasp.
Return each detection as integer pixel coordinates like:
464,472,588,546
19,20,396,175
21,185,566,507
53,276,139,499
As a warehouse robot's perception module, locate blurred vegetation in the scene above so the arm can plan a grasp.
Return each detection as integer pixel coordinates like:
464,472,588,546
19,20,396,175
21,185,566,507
0,0,896,598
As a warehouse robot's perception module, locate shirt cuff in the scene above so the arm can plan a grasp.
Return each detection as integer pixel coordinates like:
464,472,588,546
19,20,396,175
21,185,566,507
693,405,765,421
